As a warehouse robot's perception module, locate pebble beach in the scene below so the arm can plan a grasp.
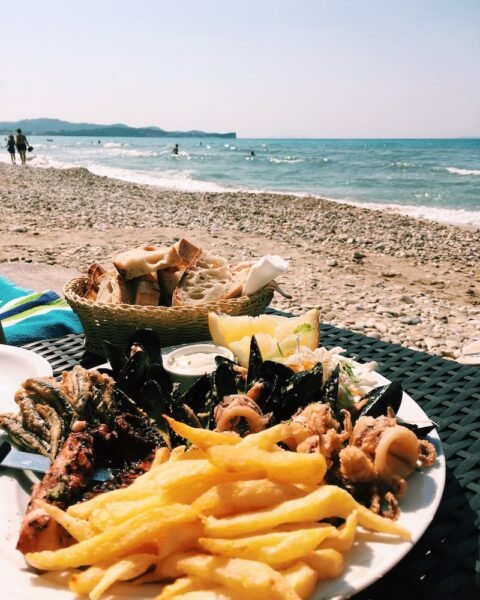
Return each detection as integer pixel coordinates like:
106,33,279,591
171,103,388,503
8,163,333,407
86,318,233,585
1,162,479,362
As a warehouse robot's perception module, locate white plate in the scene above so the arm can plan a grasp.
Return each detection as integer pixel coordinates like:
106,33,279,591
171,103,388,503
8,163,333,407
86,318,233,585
0,368,445,599
0,346,53,413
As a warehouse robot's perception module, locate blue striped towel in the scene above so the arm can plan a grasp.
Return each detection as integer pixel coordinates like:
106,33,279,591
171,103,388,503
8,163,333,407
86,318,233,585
0,275,84,345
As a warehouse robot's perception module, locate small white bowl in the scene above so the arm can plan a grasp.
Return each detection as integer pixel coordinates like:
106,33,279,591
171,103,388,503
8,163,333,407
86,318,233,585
163,343,234,392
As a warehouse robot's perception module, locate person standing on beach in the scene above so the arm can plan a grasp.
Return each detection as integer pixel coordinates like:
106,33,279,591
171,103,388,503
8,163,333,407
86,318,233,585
6,135,16,164
15,128,30,165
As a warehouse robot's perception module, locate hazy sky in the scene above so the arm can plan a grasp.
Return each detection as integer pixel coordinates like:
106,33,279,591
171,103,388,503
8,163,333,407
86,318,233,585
2,0,479,138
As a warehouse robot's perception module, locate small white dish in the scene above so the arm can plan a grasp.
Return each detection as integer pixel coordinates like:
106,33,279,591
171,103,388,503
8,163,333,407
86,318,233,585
0,346,53,413
163,343,234,392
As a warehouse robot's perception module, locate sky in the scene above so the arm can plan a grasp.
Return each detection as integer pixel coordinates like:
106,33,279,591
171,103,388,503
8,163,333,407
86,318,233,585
1,0,479,138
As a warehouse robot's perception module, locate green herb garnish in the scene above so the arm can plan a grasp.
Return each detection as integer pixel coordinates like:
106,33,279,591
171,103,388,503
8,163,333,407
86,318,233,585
293,323,313,335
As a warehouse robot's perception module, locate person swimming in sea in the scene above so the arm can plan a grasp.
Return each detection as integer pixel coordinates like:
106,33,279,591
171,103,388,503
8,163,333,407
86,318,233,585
172,143,179,155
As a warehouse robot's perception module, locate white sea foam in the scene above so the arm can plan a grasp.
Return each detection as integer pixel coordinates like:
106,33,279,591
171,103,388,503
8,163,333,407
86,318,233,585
269,157,304,164
326,197,480,230
446,167,480,176
87,164,234,193
103,142,123,148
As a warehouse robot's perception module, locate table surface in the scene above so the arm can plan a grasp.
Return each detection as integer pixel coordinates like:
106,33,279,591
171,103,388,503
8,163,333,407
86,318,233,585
21,325,480,600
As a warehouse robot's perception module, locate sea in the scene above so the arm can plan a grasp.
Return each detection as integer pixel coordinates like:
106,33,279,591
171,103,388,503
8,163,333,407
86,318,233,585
4,136,480,229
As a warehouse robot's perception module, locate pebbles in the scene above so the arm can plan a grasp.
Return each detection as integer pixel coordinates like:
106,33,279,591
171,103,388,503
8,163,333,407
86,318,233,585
0,163,479,363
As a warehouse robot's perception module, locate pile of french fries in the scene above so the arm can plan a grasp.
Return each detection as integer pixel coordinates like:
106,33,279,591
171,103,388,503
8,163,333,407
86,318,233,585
26,417,411,600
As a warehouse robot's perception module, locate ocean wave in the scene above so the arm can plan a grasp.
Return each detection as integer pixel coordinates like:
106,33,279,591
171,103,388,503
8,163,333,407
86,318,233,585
328,197,480,229
391,161,417,169
103,142,123,148
269,157,304,164
104,147,158,158
445,167,480,176
87,164,234,193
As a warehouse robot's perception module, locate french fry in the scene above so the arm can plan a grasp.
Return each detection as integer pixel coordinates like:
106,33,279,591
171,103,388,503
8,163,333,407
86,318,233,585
204,485,411,539
151,446,171,467
157,521,204,561
167,590,261,600
192,479,305,517
89,553,158,600
69,565,107,595
318,509,358,552
26,504,198,570
304,549,345,580
199,527,334,567
36,500,95,541
68,460,219,519
281,562,318,599
161,588,262,600
238,423,292,449
156,552,301,600
157,575,209,599
163,415,241,449
206,445,327,485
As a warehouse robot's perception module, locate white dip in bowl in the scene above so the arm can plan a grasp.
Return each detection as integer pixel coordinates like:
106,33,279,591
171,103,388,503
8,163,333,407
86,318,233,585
163,343,234,392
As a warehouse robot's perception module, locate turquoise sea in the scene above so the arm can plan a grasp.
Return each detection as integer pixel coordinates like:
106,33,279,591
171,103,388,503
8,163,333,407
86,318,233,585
6,137,480,228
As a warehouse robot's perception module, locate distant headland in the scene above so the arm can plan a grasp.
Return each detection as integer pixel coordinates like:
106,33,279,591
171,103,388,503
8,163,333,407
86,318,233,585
0,118,236,139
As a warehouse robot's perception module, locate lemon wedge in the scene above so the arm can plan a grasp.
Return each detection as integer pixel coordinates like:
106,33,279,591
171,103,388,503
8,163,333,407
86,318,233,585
208,309,319,367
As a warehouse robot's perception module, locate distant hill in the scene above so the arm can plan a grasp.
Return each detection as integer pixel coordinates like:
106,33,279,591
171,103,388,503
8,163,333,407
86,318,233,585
0,118,236,138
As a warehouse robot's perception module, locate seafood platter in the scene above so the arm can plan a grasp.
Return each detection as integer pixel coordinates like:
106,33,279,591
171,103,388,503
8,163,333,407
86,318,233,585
0,286,445,598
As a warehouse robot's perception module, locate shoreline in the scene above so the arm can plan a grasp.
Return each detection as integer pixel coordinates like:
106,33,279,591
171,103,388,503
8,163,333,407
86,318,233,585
2,152,480,231
0,162,479,362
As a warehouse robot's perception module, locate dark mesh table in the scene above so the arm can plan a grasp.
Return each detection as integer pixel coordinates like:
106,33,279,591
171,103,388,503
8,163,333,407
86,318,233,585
22,325,480,599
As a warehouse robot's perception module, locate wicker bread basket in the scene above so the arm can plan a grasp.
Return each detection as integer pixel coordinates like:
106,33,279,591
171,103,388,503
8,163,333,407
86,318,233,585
64,276,274,356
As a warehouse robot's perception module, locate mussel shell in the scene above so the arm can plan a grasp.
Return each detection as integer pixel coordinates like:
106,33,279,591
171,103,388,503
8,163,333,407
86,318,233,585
260,360,294,389
180,373,213,414
279,364,323,420
214,363,238,400
397,418,437,438
321,365,341,420
247,336,264,389
357,381,403,420
146,363,173,397
103,341,128,376
138,380,171,422
116,350,150,400
128,328,162,365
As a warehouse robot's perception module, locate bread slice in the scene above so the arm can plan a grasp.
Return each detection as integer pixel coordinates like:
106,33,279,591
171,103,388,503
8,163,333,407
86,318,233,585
223,261,252,299
112,245,178,280
96,272,133,304
172,252,235,306
132,274,160,306
112,239,202,281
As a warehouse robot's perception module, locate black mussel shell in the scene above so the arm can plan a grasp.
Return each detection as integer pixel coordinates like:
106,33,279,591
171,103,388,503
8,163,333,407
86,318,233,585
116,350,150,400
247,336,264,389
279,363,323,420
128,328,162,365
397,418,438,438
214,362,238,400
146,363,173,397
103,341,128,376
260,360,295,389
180,373,213,414
138,380,171,424
321,365,341,421
357,381,403,420
96,367,114,376
215,355,244,391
